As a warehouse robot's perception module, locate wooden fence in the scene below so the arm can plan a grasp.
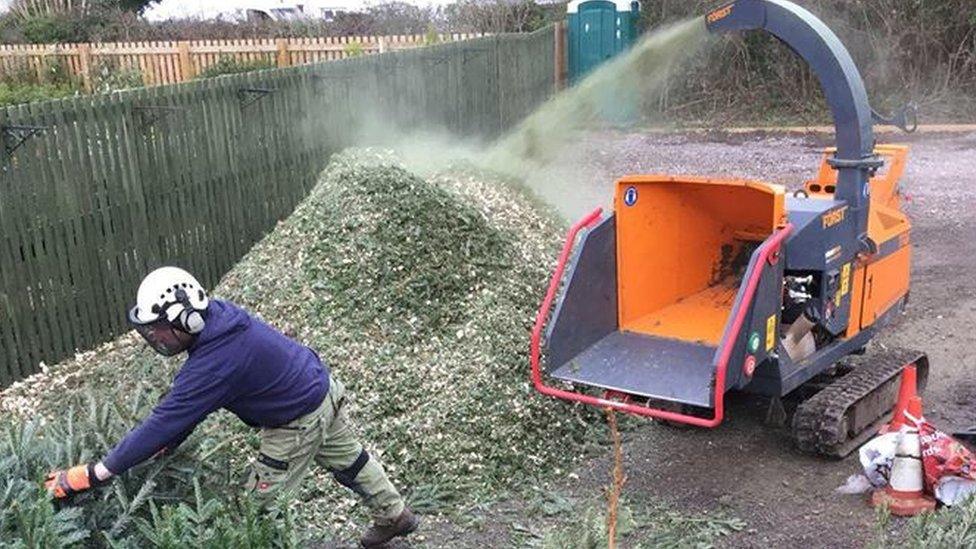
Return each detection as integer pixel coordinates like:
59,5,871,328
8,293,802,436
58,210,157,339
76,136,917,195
0,27,556,386
0,34,483,90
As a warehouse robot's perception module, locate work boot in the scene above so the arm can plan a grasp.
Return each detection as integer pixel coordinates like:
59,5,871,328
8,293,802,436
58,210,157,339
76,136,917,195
360,508,420,548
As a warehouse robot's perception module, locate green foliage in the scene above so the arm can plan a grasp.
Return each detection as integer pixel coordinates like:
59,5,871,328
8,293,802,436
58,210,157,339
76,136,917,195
133,482,297,548
90,60,144,94
13,0,158,19
874,494,976,548
112,0,161,15
423,24,440,45
194,57,275,79
0,82,76,107
635,505,746,548
343,41,365,57
0,56,79,89
0,390,296,547
538,497,634,548
0,58,140,107
4,492,90,548
0,52,146,107
20,14,89,43
0,59,78,107
0,425,90,548
537,496,745,549
0,48,137,107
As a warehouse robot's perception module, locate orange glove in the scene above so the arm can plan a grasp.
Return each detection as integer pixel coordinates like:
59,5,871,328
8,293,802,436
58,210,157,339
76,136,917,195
44,463,103,499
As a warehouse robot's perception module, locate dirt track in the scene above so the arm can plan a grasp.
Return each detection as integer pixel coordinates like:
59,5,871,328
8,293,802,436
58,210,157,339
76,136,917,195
426,129,976,548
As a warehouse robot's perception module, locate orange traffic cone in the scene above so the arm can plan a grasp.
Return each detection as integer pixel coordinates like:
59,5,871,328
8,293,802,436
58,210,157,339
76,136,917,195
882,365,918,434
870,396,936,516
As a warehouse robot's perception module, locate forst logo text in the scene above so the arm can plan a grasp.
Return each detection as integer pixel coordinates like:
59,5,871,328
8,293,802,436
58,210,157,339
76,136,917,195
707,5,733,24
822,206,847,229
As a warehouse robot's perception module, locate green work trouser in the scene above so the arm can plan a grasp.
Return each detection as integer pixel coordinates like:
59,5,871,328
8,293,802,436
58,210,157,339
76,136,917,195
245,375,404,523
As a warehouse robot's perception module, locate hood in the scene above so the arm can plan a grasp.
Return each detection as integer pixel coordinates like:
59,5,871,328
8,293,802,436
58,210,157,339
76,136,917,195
189,299,250,353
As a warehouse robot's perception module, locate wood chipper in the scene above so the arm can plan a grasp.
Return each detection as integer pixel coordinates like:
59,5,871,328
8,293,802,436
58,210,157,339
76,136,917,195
530,0,927,457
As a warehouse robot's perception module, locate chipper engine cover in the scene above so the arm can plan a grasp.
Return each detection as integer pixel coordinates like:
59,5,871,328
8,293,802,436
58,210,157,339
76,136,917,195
530,0,928,457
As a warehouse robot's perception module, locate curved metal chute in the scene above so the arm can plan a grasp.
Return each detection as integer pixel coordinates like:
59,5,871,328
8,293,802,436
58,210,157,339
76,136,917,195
705,0,876,246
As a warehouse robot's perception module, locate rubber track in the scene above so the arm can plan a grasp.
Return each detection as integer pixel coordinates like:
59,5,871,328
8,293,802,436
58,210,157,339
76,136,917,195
792,347,927,457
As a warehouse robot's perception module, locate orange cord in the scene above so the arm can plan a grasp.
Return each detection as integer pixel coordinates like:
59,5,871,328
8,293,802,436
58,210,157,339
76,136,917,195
605,408,626,548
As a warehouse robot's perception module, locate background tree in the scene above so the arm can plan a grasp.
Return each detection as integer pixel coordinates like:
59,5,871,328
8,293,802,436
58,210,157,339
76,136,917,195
364,2,437,35
445,0,549,34
10,0,158,17
5,0,161,42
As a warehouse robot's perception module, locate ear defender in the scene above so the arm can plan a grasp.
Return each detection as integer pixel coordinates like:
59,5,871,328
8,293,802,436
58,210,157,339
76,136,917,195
174,287,206,334
181,309,206,334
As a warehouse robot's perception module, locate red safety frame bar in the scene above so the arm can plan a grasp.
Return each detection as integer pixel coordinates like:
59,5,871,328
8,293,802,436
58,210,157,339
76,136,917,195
530,206,794,427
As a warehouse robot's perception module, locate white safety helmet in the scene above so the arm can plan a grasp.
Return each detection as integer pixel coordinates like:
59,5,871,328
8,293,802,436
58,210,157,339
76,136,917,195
128,266,209,356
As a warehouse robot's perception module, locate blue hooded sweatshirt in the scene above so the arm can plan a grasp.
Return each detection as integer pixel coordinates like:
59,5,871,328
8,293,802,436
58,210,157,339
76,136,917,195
103,300,329,474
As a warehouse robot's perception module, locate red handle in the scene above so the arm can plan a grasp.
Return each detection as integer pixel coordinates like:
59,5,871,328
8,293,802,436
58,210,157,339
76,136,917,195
530,208,793,427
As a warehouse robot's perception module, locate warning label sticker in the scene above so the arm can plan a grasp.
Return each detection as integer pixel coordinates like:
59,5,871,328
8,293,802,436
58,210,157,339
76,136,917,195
834,262,851,306
765,314,776,352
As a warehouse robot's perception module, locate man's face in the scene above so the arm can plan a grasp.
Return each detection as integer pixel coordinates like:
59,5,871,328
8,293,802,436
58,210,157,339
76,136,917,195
134,319,195,356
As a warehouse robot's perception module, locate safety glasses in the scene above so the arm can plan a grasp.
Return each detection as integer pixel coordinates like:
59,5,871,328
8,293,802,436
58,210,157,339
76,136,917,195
128,305,192,357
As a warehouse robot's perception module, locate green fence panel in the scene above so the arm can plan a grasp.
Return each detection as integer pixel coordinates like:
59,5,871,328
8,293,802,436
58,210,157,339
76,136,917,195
0,27,555,386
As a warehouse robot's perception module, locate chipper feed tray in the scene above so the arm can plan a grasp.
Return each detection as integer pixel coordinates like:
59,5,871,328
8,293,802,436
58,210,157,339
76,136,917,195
546,177,785,410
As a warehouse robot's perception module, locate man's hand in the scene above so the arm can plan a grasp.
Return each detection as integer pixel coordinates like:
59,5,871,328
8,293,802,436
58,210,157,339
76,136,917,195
44,463,108,499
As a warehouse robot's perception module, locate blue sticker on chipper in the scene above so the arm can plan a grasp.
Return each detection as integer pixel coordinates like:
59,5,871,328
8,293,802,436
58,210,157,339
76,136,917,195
624,186,638,206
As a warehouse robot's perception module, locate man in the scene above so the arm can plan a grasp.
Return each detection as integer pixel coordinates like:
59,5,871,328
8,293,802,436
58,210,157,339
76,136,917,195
45,266,418,547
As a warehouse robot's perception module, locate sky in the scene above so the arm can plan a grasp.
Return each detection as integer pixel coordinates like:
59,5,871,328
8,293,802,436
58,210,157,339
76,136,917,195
143,0,456,21
0,0,453,20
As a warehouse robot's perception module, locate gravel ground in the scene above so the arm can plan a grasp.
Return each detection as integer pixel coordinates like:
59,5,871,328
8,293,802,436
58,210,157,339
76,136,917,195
425,128,976,548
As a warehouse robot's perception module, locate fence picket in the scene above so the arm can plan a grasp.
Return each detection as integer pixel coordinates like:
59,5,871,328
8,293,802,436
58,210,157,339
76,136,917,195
30,99,77,359
14,102,59,365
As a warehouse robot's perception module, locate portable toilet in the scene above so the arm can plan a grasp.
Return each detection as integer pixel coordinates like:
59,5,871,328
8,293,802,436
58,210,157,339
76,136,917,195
567,0,640,83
